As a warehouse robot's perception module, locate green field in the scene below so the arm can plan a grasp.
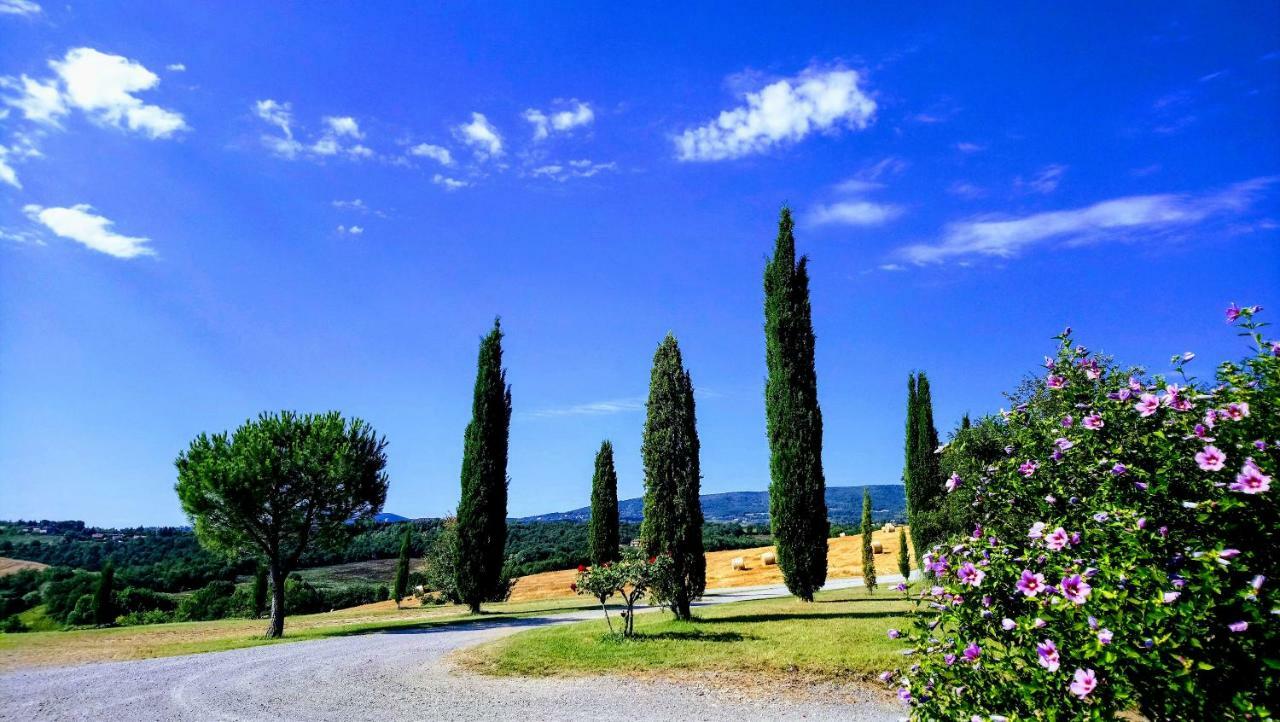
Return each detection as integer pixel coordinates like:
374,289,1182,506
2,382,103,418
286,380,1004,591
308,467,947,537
464,585,914,682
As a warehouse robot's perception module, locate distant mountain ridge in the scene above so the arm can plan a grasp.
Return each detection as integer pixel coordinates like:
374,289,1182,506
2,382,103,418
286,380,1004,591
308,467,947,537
516,484,906,525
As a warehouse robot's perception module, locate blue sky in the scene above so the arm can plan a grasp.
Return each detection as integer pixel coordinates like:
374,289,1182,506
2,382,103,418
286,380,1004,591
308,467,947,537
1,3,1278,527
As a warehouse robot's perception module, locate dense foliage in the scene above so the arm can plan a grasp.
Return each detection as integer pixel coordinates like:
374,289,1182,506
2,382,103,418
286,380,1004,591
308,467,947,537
455,319,514,613
573,549,674,637
904,372,946,564
588,440,621,565
175,410,389,637
889,306,1278,720
764,206,830,602
861,490,877,593
392,524,411,608
641,333,706,620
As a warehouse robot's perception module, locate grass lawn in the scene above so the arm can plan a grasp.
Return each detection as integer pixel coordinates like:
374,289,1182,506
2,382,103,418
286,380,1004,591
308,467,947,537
0,596,599,672
464,585,914,683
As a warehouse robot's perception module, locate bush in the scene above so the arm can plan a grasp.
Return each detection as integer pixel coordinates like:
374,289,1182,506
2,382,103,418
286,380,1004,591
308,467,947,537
115,609,174,626
176,580,237,622
888,305,1277,719
573,548,675,637
65,593,95,626
114,586,176,615
1,615,28,633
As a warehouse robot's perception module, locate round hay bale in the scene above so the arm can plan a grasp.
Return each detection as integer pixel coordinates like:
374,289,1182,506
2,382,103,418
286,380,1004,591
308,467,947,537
872,541,884,554
731,557,746,571
882,523,896,532
839,531,847,538
761,551,777,566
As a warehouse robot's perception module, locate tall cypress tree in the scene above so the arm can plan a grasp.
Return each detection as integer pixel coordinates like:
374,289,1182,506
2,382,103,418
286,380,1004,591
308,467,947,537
641,333,705,620
861,489,877,594
763,207,829,602
897,527,911,580
92,562,114,626
904,371,944,563
588,440,621,566
455,318,513,613
393,524,412,608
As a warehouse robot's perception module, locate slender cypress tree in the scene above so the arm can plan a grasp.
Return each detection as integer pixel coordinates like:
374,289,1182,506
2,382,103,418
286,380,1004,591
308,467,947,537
455,318,513,613
588,440,621,566
903,374,922,557
861,489,877,594
904,371,944,563
641,333,705,620
393,524,412,608
897,527,910,580
252,564,268,618
763,207,829,602
92,562,114,626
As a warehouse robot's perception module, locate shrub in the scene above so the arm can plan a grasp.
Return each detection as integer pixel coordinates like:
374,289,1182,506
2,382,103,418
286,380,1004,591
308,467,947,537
115,609,174,626
65,593,95,626
1,615,28,633
176,580,236,621
887,305,1277,719
114,586,176,615
573,548,674,637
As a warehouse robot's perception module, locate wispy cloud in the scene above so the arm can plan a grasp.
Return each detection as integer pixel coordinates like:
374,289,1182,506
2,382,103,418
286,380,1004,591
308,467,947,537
897,177,1276,265
432,173,469,191
253,100,371,160
947,181,987,200
811,200,904,226
408,142,454,166
455,112,503,159
529,159,616,181
1016,164,1067,195
955,141,985,154
525,397,645,419
24,203,154,258
523,100,594,140
674,67,876,161
0,0,42,18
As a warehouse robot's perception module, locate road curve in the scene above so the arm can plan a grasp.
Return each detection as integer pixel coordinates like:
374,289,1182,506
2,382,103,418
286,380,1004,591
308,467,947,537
0,576,907,721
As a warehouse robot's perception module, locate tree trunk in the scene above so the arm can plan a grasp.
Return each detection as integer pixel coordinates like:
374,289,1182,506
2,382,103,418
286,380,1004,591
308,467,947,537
266,564,286,638
468,601,482,614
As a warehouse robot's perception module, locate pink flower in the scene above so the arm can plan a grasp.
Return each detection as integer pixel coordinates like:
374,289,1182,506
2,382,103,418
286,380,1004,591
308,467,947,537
1203,409,1218,428
1224,402,1250,421
1044,527,1070,552
1019,460,1040,477
1097,628,1113,645
1163,591,1181,603
1272,341,1280,357
1196,446,1226,471
1111,463,1127,475
1082,413,1103,430
1001,618,1016,631
1046,375,1066,389
1231,458,1272,494
1036,639,1060,672
1252,575,1266,591
1061,415,1074,427
887,628,901,639
1135,393,1161,417
1069,668,1097,698
1060,574,1091,604
878,671,892,683
1054,437,1074,451
1226,302,1243,323
945,473,961,493
956,562,985,587
962,642,981,662
1017,570,1047,597
1228,621,1248,633
1027,521,1047,539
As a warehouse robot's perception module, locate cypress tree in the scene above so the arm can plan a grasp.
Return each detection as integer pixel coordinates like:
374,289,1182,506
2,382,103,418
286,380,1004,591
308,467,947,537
393,524,412,608
92,562,114,626
763,206,829,602
455,318,513,613
904,371,944,563
861,489,877,594
898,527,910,580
588,440,621,566
641,333,705,620
252,564,268,617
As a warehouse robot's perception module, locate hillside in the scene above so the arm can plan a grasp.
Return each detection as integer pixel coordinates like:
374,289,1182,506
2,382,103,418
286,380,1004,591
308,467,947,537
517,484,906,525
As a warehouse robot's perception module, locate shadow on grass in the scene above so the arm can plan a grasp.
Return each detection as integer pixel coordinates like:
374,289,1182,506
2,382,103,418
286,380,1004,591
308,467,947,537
624,630,754,643
325,605,595,638
815,595,909,604
695,610,903,624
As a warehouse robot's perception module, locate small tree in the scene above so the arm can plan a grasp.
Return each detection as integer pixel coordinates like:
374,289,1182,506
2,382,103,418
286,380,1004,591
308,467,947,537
175,411,389,638
588,440,621,566
860,490,876,594
897,527,910,581
92,562,114,626
573,549,674,637
393,524,412,609
252,564,268,618
455,319,513,613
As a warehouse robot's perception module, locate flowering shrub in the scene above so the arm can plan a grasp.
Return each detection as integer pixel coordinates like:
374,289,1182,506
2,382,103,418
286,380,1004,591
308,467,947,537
573,548,673,637
889,305,1277,720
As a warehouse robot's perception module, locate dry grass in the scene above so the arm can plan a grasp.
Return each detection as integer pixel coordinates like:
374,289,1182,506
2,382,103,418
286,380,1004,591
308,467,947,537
507,528,913,603
0,557,48,576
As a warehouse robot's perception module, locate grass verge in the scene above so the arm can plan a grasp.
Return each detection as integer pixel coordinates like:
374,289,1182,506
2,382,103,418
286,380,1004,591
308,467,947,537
0,596,598,672
463,585,913,683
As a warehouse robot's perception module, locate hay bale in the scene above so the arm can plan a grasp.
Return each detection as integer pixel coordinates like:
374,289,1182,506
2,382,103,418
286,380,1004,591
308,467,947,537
761,551,777,566
882,523,896,532
839,531,847,538
731,557,746,571
872,541,884,554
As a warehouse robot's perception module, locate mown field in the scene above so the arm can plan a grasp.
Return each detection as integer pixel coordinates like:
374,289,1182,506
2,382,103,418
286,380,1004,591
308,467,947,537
464,584,915,683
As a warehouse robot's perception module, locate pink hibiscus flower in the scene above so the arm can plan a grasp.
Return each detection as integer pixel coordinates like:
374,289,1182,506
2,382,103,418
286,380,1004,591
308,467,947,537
1017,570,1047,597
1230,458,1271,494
1195,445,1226,471
1069,668,1097,698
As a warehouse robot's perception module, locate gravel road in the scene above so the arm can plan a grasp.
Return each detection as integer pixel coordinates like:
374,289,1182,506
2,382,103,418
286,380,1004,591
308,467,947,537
0,576,908,721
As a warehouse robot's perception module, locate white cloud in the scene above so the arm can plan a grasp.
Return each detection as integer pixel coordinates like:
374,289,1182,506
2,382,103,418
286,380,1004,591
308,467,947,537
834,156,906,193
166,63,186,72
0,148,19,188
526,397,644,418
336,224,364,236
24,203,154,258
455,112,502,158
810,200,904,226
1017,164,1067,194
948,182,987,200
523,100,594,140
674,67,876,161
878,263,906,272
0,0,41,16
2,75,67,124
332,199,367,211
529,159,616,181
898,177,1276,265
432,173,469,190
43,48,188,138
408,143,453,166
323,116,362,139
255,99,293,136
955,142,985,154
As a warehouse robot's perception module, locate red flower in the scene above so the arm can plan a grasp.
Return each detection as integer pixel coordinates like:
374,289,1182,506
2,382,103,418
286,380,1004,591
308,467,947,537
569,583,577,592
577,564,586,572
648,556,657,564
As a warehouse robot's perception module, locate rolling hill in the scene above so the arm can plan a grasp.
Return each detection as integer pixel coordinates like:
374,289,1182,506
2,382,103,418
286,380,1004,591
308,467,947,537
517,484,906,525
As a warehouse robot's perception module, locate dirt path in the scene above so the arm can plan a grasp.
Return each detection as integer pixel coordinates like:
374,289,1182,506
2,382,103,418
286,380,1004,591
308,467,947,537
0,577,907,721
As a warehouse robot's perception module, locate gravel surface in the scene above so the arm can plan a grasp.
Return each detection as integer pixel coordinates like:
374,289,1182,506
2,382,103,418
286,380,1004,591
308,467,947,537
0,576,909,721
